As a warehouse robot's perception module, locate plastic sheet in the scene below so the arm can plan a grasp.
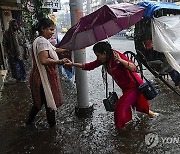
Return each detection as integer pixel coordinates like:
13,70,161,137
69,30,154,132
152,15,180,73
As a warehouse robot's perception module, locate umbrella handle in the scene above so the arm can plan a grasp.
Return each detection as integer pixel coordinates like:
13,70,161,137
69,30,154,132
126,10,130,27
102,25,111,45
124,8,130,27
102,25,110,40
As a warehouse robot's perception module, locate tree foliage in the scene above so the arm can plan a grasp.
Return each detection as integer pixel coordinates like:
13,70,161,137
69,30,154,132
21,0,49,42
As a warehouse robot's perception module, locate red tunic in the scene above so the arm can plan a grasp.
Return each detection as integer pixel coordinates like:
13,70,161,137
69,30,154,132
29,53,62,109
83,50,149,128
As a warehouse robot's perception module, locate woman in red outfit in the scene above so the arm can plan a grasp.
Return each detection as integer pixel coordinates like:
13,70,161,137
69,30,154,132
65,41,158,129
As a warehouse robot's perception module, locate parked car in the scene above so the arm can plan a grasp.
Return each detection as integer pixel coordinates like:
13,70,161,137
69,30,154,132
115,29,127,37
125,27,134,39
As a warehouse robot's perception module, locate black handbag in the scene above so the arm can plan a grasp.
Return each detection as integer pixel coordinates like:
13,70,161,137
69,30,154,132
102,69,118,112
103,92,118,112
130,72,158,100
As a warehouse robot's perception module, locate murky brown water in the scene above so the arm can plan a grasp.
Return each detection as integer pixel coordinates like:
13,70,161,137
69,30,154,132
1,38,180,154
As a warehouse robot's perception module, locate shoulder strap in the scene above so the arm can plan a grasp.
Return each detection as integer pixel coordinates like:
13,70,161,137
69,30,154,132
129,71,140,86
105,71,108,97
102,64,116,98
105,71,116,97
129,71,150,86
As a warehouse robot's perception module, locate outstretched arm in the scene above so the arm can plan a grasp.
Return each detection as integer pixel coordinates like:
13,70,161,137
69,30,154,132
38,50,69,65
65,60,83,68
65,59,101,70
55,48,69,53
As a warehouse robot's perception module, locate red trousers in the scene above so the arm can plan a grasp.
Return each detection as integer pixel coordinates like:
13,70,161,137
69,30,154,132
114,88,149,128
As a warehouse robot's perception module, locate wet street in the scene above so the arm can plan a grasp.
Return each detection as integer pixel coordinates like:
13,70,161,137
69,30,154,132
1,37,180,154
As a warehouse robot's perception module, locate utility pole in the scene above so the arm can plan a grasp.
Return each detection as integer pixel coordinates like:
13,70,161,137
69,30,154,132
69,0,93,116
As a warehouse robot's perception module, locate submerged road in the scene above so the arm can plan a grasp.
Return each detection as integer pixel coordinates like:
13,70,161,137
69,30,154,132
0,36,180,154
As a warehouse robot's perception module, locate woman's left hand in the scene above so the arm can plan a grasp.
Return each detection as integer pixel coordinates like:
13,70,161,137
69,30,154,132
56,48,70,54
61,48,69,53
113,51,123,62
113,51,137,72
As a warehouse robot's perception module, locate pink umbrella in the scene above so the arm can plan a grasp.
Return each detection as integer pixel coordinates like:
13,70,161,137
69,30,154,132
57,3,145,50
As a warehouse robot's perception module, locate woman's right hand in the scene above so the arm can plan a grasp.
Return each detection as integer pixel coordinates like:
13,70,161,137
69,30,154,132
59,58,70,65
64,59,73,66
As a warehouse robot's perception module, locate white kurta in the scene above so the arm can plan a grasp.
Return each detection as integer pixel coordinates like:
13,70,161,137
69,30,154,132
33,36,59,110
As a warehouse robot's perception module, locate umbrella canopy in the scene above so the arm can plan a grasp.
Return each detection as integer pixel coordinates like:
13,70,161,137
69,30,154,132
57,3,145,50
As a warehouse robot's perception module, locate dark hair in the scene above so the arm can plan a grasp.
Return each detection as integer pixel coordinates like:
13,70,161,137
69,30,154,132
93,42,113,83
9,19,19,29
7,19,21,34
9,19,18,26
32,18,54,35
93,41,113,59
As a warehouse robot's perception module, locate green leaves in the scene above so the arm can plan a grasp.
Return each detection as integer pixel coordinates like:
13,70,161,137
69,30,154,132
21,0,50,42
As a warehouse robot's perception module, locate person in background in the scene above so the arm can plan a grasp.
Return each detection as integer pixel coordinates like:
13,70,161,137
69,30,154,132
143,39,180,86
3,19,28,82
135,18,180,86
26,18,69,127
65,41,158,130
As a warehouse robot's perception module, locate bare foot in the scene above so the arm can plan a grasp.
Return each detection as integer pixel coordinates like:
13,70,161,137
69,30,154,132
148,110,159,118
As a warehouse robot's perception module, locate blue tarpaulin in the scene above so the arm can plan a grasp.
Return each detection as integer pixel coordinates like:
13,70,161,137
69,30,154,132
138,1,180,18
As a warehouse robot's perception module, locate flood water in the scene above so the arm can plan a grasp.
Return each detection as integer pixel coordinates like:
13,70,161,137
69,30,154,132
1,37,180,154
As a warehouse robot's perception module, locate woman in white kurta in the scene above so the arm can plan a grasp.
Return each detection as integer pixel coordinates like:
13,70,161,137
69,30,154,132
26,18,69,127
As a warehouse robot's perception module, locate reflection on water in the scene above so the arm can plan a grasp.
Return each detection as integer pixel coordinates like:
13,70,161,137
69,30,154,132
1,77,180,154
